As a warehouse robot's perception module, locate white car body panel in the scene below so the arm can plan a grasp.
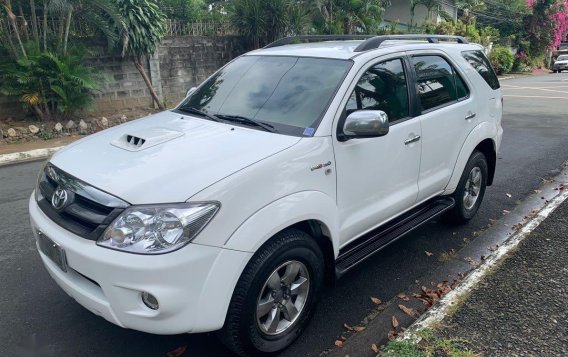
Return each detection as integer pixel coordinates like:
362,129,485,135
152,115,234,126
50,111,300,204
30,196,252,333
191,137,337,250
29,39,503,336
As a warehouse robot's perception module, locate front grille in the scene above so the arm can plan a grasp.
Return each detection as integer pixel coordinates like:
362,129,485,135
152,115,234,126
37,164,129,241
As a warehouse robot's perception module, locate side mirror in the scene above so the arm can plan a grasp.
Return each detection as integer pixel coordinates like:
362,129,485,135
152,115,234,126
186,86,197,97
341,110,389,141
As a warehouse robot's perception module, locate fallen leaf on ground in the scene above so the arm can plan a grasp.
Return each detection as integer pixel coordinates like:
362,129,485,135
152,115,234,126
334,340,344,348
370,297,382,305
371,343,379,353
340,336,347,341
391,316,399,328
425,251,433,257
353,326,366,332
343,323,353,331
397,293,410,301
464,257,479,266
387,329,398,340
167,345,187,357
398,304,418,317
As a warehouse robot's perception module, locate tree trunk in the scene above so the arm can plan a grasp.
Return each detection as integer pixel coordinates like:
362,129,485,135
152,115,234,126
1,19,18,57
30,0,39,48
63,5,72,55
5,3,27,58
42,0,47,51
18,4,30,41
133,56,165,110
30,104,45,121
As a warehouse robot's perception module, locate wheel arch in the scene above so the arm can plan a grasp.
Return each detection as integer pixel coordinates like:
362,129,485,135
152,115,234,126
445,122,499,194
474,138,497,186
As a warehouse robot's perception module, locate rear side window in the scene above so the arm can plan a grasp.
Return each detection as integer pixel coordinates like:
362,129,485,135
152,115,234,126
462,50,500,90
412,56,459,111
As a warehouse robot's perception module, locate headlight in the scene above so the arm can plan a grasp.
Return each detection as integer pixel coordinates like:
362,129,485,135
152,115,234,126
34,160,50,202
97,202,220,254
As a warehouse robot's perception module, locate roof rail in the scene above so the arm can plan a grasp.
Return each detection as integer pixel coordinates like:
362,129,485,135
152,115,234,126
264,35,376,49
354,34,468,52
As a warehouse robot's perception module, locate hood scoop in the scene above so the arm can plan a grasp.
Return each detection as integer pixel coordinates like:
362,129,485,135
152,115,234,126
111,127,184,152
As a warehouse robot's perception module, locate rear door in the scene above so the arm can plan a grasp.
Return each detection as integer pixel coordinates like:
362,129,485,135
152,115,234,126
409,53,477,202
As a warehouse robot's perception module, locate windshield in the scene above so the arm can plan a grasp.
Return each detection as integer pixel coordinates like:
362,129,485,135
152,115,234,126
177,55,352,136
557,55,568,61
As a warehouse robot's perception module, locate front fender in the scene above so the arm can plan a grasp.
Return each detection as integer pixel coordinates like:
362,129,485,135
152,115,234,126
444,121,501,194
224,191,339,256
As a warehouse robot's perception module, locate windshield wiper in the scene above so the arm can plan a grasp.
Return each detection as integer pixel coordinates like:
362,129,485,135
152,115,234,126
216,114,277,133
178,107,221,122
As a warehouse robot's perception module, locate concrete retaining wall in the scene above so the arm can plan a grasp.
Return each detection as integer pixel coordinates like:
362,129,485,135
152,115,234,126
0,36,245,119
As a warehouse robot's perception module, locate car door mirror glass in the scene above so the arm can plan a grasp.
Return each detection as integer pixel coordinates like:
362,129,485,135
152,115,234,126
342,110,389,140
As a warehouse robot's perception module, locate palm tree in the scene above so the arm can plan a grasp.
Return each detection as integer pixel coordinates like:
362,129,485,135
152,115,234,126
312,0,390,35
117,0,166,110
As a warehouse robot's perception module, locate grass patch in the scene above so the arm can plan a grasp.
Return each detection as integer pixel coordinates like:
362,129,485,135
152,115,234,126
380,329,478,357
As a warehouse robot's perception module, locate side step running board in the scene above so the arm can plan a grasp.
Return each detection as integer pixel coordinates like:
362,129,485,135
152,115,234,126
335,197,455,278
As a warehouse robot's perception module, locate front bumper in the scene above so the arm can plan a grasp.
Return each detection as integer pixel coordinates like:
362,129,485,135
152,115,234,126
29,195,252,334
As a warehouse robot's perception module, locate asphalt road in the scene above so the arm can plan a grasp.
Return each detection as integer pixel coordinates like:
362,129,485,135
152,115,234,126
2,73,568,357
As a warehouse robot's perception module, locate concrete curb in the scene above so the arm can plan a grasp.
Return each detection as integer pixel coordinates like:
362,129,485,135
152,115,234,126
498,75,515,81
399,185,568,345
0,146,63,167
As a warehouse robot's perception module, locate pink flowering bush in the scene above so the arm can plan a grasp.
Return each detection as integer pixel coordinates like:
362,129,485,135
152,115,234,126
526,0,568,49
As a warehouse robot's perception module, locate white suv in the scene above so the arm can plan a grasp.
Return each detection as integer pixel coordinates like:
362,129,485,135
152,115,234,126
30,35,503,356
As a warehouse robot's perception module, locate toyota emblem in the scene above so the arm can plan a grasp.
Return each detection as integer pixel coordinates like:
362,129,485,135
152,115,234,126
51,187,69,210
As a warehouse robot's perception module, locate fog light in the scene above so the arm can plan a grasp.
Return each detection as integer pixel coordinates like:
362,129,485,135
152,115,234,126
141,292,159,310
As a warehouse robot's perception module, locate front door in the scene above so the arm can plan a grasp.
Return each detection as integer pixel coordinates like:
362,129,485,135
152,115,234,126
333,57,422,246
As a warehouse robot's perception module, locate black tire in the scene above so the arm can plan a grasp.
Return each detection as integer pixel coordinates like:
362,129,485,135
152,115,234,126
218,229,324,356
448,150,488,224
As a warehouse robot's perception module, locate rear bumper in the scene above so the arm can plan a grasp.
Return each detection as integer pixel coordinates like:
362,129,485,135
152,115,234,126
29,194,252,334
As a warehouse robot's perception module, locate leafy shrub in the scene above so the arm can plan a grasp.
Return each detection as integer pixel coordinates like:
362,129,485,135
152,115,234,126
489,46,514,75
0,50,100,121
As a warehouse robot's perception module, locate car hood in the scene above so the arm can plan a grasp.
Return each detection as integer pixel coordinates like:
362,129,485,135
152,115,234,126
50,111,301,204
555,60,568,65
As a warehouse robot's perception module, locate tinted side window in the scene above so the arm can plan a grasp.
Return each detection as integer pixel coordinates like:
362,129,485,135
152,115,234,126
346,58,409,123
412,56,457,111
462,50,500,90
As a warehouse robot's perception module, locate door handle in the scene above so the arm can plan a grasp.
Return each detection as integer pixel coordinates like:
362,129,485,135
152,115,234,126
404,135,421,145
465,112,477,120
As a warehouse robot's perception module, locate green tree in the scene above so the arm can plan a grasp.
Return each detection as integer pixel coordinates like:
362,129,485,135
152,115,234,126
229,0,311,48
0,0,116,120
159,0,208,22
456,0,485,31
117,0,166,109
312,0,390,35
